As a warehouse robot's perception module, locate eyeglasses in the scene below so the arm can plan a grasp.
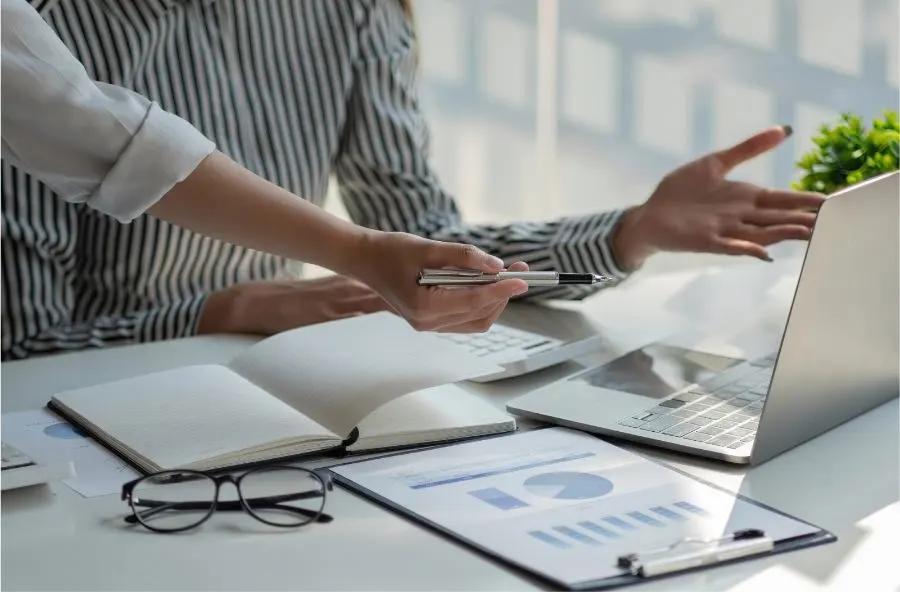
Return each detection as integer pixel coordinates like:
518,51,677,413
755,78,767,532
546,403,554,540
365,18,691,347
120,466,333,533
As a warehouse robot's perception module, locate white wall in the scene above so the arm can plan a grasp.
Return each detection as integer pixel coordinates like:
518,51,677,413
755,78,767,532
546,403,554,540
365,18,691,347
412,0,899,274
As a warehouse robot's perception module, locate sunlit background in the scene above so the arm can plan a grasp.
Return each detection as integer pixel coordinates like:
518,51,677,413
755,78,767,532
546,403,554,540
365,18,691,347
324,0,899,277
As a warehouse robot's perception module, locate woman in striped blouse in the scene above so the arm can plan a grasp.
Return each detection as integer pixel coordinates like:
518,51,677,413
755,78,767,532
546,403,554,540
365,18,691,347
1,0,824,360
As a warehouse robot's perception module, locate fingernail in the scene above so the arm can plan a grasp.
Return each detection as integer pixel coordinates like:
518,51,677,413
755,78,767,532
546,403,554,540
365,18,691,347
780,124,793,138
764,255,774,262
513,282,529,296
486,254,504,268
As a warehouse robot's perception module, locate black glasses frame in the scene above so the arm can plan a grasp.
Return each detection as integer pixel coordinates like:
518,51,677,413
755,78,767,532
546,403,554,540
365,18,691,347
121,465,334,533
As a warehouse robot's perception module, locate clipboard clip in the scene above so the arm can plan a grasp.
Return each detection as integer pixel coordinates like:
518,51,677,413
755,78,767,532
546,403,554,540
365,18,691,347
617,528,774,578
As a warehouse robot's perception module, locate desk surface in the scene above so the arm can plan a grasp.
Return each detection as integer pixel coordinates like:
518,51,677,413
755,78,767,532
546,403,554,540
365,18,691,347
2,256,898,592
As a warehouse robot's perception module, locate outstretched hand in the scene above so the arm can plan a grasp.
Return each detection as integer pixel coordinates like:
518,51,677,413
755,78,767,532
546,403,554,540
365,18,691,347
613,126,827,268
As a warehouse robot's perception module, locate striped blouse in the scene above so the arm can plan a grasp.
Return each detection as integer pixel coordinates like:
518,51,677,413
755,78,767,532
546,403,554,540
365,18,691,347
1,0,630,361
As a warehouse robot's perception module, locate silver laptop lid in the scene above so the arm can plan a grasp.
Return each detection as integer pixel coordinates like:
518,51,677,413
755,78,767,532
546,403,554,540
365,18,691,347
752,171,899,464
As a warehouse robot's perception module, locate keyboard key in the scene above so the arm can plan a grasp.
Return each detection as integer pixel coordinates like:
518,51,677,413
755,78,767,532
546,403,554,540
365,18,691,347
715,382,746,396
658,399,686,409
728,427,754,438
662,423,701,437
639,417,681,432
745,421,759,430
750,384,770,396
695,426,722,436
632,412,658,421
698,410,727,421
684,401,713,411
727,439,748,449
712,419,740,430
706,436,739,447
673,392,702,402
683,432,712,442
735,392,758,401
469,338,491,348
670,410,696,419
618,418,647,429
748,401,765,409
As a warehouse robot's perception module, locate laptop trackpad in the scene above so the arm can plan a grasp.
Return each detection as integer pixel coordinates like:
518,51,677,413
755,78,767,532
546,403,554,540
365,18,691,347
575,343,742,401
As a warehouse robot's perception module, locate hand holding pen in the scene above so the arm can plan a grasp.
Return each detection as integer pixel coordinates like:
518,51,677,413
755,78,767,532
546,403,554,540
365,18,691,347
418,268,615,287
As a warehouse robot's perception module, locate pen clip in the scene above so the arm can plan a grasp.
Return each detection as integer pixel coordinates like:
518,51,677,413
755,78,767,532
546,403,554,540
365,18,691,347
418,268,485,278
617,529,773,578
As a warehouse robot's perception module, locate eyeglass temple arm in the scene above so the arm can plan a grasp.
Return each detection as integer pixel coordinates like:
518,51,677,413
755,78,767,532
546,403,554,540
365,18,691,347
125,491,332,523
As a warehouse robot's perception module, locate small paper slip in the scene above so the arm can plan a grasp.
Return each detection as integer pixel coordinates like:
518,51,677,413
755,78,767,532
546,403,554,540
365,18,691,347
330,428,835,590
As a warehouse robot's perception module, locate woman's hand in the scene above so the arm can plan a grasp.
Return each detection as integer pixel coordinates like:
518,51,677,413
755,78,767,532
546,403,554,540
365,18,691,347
348,231,529,333
612,126,827,269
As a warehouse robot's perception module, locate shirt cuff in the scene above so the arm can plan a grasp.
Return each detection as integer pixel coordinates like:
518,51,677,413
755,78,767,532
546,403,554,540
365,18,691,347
136,294,210,343
88,103,216,222
551,209,632,281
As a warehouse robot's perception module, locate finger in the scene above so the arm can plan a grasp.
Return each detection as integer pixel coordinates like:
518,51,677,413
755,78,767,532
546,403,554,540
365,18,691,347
427,242,505,273
712,125,792,173
429,279,528,313
755,189,826,211
742,208,817,228
711,236,771,261
506,260,529,272
732,223,812,246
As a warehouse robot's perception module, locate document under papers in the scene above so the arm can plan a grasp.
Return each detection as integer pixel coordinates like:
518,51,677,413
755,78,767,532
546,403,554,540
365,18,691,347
1,409,140,497
331,428,823,588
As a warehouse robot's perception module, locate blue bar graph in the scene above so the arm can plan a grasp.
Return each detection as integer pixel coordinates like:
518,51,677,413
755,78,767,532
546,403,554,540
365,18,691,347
602,515,636,531
578,521,622,540
627,511,665,527
468,487,529,511
674,501,709,516
529,530,570,549
553,526,603,547
651,506,686,522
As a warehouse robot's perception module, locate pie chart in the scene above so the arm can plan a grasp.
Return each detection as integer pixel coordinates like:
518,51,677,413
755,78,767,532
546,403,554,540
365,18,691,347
523,472,614,500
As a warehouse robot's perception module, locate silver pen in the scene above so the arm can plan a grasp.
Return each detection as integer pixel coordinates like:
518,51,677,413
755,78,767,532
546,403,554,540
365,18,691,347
417,268,615,287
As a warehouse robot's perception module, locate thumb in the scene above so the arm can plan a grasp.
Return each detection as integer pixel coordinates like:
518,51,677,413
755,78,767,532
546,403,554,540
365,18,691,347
429,242,505,273
712,125,793,173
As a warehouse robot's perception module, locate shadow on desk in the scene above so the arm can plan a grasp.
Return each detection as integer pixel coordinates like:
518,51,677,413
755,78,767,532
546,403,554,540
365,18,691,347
609,398,899,586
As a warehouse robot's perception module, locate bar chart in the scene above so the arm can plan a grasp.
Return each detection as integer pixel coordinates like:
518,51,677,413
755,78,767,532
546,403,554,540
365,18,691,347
526,500,709,550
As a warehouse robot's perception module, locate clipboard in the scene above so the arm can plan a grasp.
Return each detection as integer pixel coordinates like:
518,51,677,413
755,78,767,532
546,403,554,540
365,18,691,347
329,428,836,591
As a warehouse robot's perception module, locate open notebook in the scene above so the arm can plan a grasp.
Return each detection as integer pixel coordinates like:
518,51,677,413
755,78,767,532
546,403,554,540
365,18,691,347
47,313,516,474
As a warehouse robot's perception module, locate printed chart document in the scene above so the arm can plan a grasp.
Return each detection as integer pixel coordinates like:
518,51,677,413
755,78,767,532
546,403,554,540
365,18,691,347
331,428,830,589
1,410,139,497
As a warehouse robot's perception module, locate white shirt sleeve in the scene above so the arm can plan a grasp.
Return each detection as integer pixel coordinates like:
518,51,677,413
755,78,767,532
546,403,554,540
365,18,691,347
0,0,216,222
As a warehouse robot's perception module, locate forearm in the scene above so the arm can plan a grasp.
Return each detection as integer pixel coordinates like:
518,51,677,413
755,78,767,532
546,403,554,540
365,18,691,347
148,152,373,277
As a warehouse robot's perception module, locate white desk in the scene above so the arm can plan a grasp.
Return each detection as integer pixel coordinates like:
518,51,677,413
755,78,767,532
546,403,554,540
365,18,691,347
2,257,898,591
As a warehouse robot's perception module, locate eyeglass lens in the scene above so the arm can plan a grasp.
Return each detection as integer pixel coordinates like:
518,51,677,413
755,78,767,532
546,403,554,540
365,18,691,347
239,466,327,527
129,467,327,531
131,471,217,531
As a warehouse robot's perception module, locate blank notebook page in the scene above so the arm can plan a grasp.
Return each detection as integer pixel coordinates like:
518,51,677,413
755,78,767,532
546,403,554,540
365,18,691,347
52,365,333,469
229,312,502,437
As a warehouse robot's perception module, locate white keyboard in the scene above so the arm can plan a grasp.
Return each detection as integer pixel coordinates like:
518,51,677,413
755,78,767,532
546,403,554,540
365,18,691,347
437,324,563,365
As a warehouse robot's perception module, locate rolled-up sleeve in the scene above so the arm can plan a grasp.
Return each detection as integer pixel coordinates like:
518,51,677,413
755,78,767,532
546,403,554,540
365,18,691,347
0,0,215,222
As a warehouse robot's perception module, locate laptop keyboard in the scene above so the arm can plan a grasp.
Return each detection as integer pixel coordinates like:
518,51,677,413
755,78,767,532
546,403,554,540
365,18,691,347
437,324,563,364
617,353,777,450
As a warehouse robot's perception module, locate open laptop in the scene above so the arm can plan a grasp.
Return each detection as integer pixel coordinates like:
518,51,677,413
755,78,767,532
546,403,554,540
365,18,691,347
435,302,610,382
507,171,899,464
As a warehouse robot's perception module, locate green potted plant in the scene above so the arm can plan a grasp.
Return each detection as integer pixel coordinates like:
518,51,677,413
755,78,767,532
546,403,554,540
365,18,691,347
792,110,899,194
